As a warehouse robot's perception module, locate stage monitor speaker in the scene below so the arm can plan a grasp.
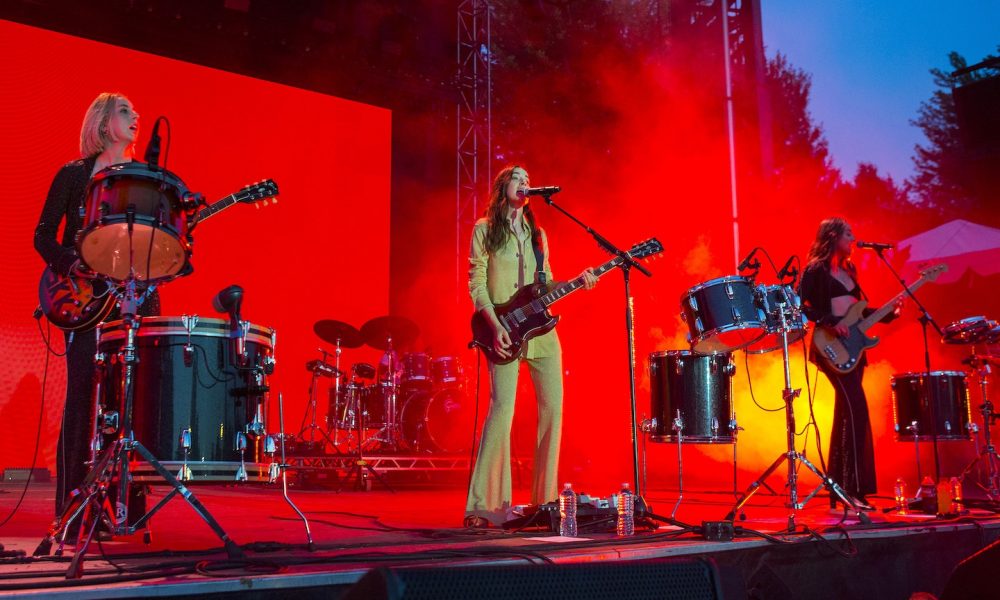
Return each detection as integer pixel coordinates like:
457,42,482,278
340,557,742,600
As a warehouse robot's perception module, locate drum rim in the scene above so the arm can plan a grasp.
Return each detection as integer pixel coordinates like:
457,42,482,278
89,161,188,189
691,321,767,352
681,275,754,297
892,370,969,379
743,328,808,354
649,349,735,359
98,315,275,347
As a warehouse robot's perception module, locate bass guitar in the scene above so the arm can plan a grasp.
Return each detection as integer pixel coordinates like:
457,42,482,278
812,263,947,373
470,237,662,364
37,180,279,332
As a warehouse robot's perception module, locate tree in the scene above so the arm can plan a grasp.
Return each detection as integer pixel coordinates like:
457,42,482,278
908,47,1000,218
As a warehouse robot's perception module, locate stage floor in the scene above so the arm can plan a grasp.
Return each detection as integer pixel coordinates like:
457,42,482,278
1,475,998,599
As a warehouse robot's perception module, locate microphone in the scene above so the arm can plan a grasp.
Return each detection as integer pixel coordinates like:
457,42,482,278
777,256,798,282
737,248,760,272
144,117,162,170
517,186,561,197
856,240,894,251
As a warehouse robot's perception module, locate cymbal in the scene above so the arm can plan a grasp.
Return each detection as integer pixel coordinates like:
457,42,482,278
360,315,419,349
313,319,363,348
943,316,993,345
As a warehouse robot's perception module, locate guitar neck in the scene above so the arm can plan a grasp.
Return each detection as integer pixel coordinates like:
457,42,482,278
197,193,238,222
858,277,929,331
538,256,622,307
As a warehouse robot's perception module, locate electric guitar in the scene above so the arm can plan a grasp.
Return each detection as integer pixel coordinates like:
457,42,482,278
812,263,947,373
470,237,663,364
37,180,279,332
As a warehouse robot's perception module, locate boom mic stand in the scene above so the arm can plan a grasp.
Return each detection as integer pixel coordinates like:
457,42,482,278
537,193,652,496
725,289,871,529
871,248,945,486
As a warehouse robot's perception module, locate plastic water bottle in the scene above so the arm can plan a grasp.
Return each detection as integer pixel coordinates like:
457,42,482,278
558,483,577,537
949,477,963,514
893,477,908,515
617,482,635,536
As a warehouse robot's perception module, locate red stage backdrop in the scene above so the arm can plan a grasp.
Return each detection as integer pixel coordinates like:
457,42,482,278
0,21,391,473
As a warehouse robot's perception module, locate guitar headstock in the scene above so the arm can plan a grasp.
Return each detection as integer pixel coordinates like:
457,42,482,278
920,263,949,282
627,237,664,260
235,179,279,207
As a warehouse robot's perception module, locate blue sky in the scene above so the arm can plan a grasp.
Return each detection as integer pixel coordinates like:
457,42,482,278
761,1,1000,184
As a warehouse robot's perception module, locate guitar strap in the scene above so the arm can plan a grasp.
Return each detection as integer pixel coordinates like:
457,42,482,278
531,227,547,285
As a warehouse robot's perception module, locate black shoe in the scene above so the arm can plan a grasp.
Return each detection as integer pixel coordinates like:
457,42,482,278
463,515,491,529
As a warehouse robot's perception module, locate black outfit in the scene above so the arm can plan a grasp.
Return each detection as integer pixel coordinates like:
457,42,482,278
798,262,895,502
34,155,160,515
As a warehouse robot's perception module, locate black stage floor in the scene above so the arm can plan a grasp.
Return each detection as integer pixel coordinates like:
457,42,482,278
0,476,998,599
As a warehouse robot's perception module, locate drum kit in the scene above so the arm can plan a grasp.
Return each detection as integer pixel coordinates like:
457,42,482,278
304,316,471,458
37,161,303,576
934,315,1000,501
652,267,871,525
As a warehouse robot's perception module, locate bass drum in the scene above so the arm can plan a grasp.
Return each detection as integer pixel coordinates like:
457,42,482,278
97,316,274,482
400,388,472,453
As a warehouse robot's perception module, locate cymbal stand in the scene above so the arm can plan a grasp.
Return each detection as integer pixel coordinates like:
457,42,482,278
331,341,344,446
276,393,314,550
960,356,1000,500
337,385,394,494
725,293,871,529
372,337,403,449
298,349,341,454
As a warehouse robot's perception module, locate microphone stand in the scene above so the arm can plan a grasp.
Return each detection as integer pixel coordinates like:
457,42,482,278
871,248,945,485
539,194,652,496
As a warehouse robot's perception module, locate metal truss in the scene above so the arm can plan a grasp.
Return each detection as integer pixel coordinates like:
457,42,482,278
455,0,493,291
284,454,471,473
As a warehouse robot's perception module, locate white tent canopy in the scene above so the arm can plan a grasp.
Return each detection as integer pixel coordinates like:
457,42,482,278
897,219,1000,285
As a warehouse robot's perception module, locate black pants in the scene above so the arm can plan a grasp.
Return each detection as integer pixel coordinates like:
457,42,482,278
818,361,877,499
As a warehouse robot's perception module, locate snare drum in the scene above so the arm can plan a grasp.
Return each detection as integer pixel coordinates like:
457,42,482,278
400,388,471,453
97,315,274,482
681,276,765,354
744,285,807,354
648,350,736,443
77,163,192,282
892,371,971,441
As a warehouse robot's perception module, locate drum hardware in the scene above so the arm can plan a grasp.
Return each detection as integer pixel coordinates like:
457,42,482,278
958,352,1000,501
181,314,198,366
726,287,871,529
37,286,244,577
275,393,314,550
314,319,364,447
359,315,420,452
178,429,193,482
670,411,685,519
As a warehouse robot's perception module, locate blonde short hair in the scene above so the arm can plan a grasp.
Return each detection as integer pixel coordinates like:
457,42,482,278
79,92,129,157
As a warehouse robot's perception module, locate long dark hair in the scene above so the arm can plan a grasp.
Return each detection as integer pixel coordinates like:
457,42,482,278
483,164,543,256
806,216,855,275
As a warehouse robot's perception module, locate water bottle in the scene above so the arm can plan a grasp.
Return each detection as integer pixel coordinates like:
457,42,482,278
617,483,635,536
949,477,963,514
894,477,908,515
936,479,951,516
558,482,578,537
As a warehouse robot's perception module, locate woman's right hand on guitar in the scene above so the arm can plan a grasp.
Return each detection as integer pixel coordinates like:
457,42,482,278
493,324,512,359
827,323,849,338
